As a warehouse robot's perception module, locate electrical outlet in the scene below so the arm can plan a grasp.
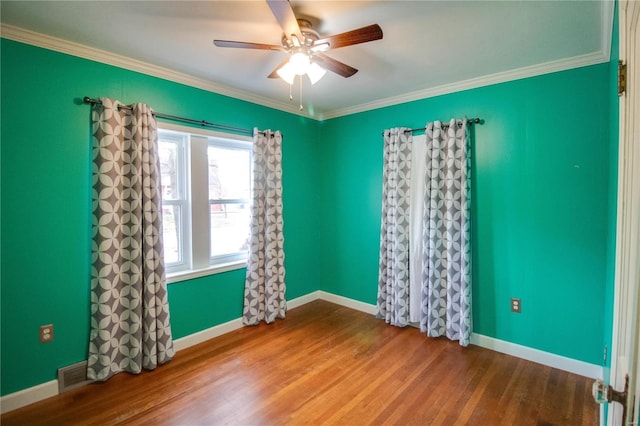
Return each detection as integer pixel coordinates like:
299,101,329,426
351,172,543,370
511,298,521,313
40,324,54,343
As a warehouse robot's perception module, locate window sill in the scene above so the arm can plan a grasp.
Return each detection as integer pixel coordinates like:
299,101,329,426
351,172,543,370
166,260,247,284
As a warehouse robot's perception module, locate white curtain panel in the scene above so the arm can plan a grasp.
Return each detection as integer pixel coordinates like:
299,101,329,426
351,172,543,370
243,129,286,325
377,128,412,327
409,134,426,323
420,118,472,346
88,98,174,381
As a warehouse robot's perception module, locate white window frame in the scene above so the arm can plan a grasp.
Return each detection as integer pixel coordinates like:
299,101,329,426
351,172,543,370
158,122,252,284
158,129,191,271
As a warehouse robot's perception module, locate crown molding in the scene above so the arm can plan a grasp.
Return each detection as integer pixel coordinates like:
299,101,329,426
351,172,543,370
2,1,614,123
319,50,609,120
0,24,310,119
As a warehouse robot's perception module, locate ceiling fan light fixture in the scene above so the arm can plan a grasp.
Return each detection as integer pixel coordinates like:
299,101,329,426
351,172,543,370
289,51,310,75
276,62,296,85
307,62,327,85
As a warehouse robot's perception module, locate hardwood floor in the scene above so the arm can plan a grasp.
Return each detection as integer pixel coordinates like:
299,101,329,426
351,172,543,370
2,300,598,425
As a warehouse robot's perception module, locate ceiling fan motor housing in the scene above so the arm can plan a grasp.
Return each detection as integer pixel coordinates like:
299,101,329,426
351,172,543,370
281,19,320,52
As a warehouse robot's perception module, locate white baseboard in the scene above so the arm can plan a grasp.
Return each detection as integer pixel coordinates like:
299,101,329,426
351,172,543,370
287,291,322,310
470,333,604,379
172,317,244,352
0,290,601,414
316,290,378,315
0,380,58,414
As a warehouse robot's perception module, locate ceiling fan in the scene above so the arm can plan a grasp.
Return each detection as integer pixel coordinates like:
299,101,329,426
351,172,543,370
213,0,383,86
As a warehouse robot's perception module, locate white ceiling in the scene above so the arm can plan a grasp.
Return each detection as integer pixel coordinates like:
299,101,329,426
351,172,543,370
0,1,612,120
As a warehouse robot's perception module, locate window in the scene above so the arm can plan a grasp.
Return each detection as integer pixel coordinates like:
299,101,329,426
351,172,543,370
158,131,188,266
208,143,252,262
157,123,252,282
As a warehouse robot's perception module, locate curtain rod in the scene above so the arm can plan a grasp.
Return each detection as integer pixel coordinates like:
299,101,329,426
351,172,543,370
83,96,254,136
381,117,483,136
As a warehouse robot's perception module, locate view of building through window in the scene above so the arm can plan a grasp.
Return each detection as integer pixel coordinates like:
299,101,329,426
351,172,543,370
158,127,252,273
208,146,251,258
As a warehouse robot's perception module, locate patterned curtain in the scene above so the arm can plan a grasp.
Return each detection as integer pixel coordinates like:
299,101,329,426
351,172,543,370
377,128,412,327
421,118,471,346
243,129,286,325
88,97,174,381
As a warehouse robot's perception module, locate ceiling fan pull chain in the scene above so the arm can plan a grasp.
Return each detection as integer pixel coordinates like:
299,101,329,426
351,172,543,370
299,75,303,111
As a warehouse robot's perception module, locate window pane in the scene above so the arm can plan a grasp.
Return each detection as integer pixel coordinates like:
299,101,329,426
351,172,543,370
208,147,251,200
162,205,181,265
210,203,250,257
159,140,180,200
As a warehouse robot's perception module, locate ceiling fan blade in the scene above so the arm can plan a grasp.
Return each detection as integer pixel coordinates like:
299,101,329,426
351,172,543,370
214,40,284,51
268,57,291,78
266,0,302,40
314,53,358,78
314,24,383,50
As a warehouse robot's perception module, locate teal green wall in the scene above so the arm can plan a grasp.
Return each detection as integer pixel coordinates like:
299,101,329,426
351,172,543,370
1,30,618,396
0,39,321,395
318,64,613,366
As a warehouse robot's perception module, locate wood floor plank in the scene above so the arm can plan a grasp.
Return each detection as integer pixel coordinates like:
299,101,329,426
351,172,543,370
1,300,599,425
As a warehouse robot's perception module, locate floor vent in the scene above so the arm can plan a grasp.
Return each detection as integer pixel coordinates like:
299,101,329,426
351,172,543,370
58,361,94,393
